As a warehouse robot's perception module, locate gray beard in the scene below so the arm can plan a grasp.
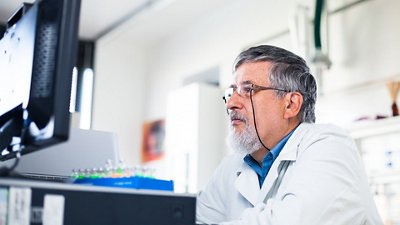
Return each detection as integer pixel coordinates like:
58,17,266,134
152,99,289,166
226,112,261,155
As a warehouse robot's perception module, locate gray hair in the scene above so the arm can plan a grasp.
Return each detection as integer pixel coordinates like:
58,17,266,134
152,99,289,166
233,45,317,123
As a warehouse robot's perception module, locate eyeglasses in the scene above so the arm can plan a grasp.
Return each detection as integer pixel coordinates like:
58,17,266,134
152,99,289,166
222,83,289,103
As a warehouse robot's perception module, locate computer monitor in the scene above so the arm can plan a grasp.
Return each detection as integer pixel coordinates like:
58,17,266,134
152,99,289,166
0,0,81,162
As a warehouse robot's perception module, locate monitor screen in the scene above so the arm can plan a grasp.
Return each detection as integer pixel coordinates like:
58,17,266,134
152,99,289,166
0,0,81,162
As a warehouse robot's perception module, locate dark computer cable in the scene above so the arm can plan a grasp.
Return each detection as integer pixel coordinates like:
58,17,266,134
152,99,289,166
0,109,28,177
0,150,21,176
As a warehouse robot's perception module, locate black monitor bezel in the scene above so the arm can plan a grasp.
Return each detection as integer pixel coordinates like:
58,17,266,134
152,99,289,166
0,0,81,161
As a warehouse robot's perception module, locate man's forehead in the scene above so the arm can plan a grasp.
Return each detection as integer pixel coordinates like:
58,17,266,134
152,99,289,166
228,71,256,85
228,80,252,88
227,73,266,87
231,61,271,84
225,72,252,85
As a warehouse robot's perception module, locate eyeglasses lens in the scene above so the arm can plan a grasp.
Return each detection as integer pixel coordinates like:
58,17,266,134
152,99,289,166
223,88,234,103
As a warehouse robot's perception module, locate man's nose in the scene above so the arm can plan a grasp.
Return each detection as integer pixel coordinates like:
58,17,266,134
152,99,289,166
226,91,242,111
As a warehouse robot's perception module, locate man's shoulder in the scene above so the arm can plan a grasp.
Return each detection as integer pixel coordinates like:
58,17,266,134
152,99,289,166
206,153,245,184
293,123,354,150
297,123,349,139
214,153,247,173
220,153,245,166
293,123,357,153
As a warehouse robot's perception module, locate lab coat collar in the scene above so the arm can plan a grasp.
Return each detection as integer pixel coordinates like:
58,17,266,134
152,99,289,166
274,123,309,161
234,123,310,205
258,123,310,201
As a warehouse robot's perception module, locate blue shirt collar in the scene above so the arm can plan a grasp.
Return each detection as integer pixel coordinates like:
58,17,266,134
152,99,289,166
243,127,297,187
266,130,293,162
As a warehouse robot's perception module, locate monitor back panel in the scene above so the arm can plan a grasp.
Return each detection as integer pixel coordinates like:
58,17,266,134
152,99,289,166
13,128,120,177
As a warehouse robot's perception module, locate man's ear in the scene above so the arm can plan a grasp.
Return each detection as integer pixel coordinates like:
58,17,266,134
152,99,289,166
283,92,303,119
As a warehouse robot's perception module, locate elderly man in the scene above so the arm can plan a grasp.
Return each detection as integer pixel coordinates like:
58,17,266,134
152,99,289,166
196,45,382,225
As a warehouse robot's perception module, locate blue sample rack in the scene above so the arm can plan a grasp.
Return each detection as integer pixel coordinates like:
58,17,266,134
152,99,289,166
73,176,174,191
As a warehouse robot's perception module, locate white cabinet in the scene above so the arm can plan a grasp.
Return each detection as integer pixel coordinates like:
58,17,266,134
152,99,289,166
347,116,400,225
165,83,226,193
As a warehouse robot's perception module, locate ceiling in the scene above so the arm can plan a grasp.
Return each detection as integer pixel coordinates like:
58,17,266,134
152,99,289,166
0,0,232,41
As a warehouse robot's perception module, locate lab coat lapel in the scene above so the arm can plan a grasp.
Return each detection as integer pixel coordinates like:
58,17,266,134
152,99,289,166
234,162,260,206
257,123,309,202
258,157,281,201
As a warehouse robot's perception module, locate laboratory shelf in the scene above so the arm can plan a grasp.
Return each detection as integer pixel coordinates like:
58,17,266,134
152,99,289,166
369,169,400,185
346,116,400,139
345,116,400,188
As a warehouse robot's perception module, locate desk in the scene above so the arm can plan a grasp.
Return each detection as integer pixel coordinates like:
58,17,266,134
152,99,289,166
0,178,196,225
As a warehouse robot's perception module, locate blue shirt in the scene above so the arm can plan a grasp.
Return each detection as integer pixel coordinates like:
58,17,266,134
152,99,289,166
244,129,295,188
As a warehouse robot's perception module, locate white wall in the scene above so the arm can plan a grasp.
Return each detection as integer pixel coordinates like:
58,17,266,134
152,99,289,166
92,0,400,167
92,34,148,166
143,0,302,120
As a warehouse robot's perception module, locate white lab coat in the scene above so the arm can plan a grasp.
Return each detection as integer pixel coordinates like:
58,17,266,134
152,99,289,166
196,123,383,225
